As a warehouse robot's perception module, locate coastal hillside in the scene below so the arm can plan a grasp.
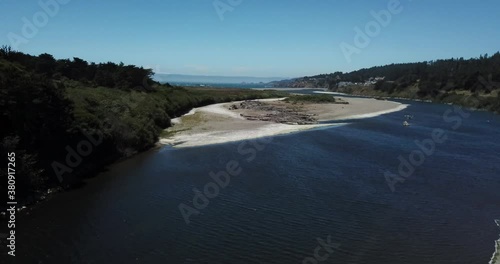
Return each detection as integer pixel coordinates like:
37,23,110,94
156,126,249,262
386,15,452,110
0,47,285,204
272,53,500,112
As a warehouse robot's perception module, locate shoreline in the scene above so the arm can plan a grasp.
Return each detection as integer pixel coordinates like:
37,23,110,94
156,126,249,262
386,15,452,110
317,89,499,114
160,96,408,148
490,220,500,264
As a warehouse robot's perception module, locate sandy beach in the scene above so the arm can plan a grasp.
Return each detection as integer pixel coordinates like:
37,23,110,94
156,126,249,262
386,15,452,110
159,96,408,148
492,241,500,264
491,220,500,264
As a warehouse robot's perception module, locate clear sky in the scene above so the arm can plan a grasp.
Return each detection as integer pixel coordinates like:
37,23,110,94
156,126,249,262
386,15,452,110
1,0,500,78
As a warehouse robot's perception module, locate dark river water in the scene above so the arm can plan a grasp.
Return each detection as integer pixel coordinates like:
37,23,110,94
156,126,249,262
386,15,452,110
7,98,500,264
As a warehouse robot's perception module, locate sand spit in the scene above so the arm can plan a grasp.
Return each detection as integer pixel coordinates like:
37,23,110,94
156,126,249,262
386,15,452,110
490,220,500,264
159,97,408,148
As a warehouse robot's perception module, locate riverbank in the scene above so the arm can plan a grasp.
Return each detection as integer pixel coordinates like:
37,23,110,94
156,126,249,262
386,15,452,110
160,96,408,148
324,84,500,114
0,75,288,212
491,220,500,264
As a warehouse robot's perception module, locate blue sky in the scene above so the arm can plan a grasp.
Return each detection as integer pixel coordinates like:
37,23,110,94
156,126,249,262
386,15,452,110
1,0,499,78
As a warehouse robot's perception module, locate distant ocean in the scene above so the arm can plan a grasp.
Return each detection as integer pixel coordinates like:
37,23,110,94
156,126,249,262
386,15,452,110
168,81,271,89
154,73,287,88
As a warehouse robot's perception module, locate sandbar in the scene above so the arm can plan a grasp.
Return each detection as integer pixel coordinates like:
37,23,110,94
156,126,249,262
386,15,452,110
159,96,408,148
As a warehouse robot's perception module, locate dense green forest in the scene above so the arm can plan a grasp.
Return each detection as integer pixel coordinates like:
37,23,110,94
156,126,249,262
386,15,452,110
0,47,285,205
273,53,500,112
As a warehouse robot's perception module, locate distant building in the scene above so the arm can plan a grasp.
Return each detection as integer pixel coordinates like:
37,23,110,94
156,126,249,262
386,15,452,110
338,81,354,87
364,76,386,86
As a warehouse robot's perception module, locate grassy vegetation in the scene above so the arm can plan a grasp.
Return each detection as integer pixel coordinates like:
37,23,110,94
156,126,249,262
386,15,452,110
160,128,191,138
284,94,343,104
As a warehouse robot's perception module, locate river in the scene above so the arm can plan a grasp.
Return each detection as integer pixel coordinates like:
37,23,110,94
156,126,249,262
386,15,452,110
8,97,500,264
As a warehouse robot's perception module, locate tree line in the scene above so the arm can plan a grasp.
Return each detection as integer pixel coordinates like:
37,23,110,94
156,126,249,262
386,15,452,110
334,53,500,96
274,52,500,112
0,47,285,206
0,45,157,91
279,52,500,95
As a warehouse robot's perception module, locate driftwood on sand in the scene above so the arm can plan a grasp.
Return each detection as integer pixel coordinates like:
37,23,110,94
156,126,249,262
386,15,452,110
229,100,318,125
